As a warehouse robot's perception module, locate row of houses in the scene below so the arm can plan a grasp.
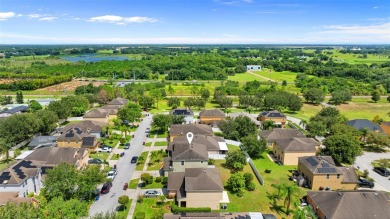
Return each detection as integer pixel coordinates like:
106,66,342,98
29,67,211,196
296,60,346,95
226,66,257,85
163,123,229,210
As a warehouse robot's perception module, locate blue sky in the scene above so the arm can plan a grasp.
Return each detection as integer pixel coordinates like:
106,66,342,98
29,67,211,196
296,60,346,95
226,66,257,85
0,0,389,44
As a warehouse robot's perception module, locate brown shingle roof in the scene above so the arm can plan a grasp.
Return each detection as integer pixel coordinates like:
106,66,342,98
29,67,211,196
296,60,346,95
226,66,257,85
57,127,85,141
199,109,225,118
259,110,286,118
167,172,186,191
275,137,318,152
307,190,390,219
24,147,88,166
108,97,128,106
169,124,213,136
340,167,358,183
185,168,224,192
169,135,222,152
62,120,107,133
171,142,208,161
0,192,33,206
259,128,305,143
299,156,341,174
83,108,118,118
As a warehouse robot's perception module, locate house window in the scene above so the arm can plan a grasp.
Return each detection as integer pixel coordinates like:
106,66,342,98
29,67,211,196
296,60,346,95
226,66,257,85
181,161,184,166
337,174,340,179
326,174,330,179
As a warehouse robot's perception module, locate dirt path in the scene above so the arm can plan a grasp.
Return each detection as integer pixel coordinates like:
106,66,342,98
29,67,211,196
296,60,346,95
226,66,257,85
246,70,275,82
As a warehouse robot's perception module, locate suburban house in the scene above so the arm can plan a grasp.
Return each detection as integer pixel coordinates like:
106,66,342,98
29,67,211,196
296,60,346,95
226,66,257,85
346,119,384,133
83,108,118,124
27,136,57,150
0,192,38,206
198,109,225,125
273,137,319,165
380,122,390,135
246,65,261,71
258,110,287,128
0,105,29,118
167,168,225,210
170,108,194,124
107,97,128,107
169,124,213,141
163,141,209,176
306,190,390,219
57,127,100,150
298,156,358,190
62,120,107,139
169,135,228,156
229,112,261,127
0,147,88,197
163,212,276,219
259,129,305,147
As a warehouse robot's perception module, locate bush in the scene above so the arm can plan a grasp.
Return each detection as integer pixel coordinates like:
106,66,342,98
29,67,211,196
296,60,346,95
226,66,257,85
120,138,125,144
137,195,144,203
208,158,215,165
135,212,145,219
243,173,253,183
246,181,256,191
237,190,244,197
265,169,272,173
171,205,211,213
141,173,153,185
155,177,162,183
161,177,168,185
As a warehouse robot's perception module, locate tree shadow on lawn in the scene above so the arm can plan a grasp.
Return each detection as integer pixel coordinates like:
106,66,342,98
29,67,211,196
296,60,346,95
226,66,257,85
361,145,388,153
266,191,286,215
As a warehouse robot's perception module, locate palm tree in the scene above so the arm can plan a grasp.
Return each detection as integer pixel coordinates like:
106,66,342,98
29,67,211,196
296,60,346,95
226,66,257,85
120,126,127,138
283,184,300,215
0,138,12,163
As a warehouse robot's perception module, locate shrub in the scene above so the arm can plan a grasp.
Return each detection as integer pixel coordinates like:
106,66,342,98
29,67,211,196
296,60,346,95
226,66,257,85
243,173,253,183
155,177,162,183
135,212,145,219
171,205,211,213
237,190,244,197
120,138,125,144
137,195,144,203
246,181,256,191
141,173,151,184
208,158,215,165
161,177,168,185
265,169,272,173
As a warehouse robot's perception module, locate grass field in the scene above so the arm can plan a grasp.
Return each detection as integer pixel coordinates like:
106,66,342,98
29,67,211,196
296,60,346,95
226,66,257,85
89,152,109,161
325,50,390,65
252,70,298,82
227,72,266,83
129,179,140,189
154,141,168,146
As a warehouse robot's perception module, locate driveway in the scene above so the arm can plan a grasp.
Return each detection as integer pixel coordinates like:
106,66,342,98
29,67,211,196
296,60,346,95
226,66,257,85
89,114,152,217
354,152,390,192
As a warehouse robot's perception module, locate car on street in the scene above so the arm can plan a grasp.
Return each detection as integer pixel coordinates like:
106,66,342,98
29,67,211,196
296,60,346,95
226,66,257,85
358,178,375,188
98,146,112,153
124,143,130,149
88,158,103,164
373,167,390,177
107,169,117,180
131,156,138,163
145,127,150,133
100,182,112,194
144,190,160,198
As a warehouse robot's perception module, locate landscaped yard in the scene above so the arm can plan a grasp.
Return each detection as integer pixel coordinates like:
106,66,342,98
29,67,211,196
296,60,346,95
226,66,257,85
129,179,140,189
132,198,171,219
117,199,132,218
147,162,163,171
136,151,149,171
157,132,168,138
90,152,110,161
154,141,168,147
214,151,306,218
147,150,166,171
145,142,153,146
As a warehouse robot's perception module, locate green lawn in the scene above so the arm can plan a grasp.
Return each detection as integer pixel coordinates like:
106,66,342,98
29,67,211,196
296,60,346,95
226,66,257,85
90,152,110,161
154,141,168,147
141,181,165,189
117,199,132,218
326,50,390,65
214,152,306,218
129,179,140,189
102,139,120,148
157,132,168,138
145,142,153,147
227,72,266,83
227,144,240,152
110,153,120,160
135,151,149,171
146,162,163,171
132,198,170,219
252,70,298,82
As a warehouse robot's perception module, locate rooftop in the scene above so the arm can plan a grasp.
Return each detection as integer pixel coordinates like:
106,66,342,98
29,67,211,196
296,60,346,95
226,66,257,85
170,108,194,116
199,109,225,118
299,156,342,175
346,119,384,133
259,110,285,118
169,124,213,136
62,120,107,133
108,97,128,106
275,137,318,152
168,168,223,192
259,128,305,142
171,142,209,161
28,136,57,148
170,135,224,152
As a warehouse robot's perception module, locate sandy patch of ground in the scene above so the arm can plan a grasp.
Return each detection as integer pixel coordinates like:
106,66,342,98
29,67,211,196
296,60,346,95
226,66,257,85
37,80,105,92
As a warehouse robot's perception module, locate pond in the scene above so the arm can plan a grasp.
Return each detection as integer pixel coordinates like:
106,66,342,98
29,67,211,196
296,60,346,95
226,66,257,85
61,54,130,62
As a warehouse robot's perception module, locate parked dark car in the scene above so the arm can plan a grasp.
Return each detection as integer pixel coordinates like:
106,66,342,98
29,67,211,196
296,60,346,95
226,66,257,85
124,143,130,149
373,167,390,177
100,182,113,194
358,178,375,188
131,156,138,164
88,158,103,164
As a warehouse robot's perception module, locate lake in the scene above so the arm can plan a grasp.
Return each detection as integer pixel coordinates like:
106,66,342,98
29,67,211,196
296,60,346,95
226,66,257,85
61,54,130,62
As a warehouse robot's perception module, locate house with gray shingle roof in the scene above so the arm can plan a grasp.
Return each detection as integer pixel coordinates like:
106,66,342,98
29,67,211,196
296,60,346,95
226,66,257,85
346,119,384,133
298,156,357,190
199,109,225,125
168,168,225,210
259,128,305,147
169,135,228,156
169,124,213,141
107,97,128,107
61,120,107,139
273,137,319,165
57,127,99,150
258,110,287,128
170,108,194,124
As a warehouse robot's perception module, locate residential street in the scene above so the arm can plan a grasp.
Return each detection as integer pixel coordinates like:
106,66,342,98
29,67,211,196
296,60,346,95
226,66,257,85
354,152,390,192
89,115,152,217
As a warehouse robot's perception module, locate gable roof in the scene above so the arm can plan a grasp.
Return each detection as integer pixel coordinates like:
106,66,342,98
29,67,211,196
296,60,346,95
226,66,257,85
62,120,107,133
199,109,225,118
346,119,384,133
97,105,122,110
259,110,285,118
169,124,213,136
171,142,208,161
83,108,118,118
28,136,57,148
81,136,96,147
24,147,88,166
0,105,28,115
108,97,128,106
170,135,222,152
299,156,341,174
0,160,41,185
275,137,318,152
57,127,85,141
307,191,390,219
259,128,305,142
229,112,261,125
168,168,223,192
170,108,194,116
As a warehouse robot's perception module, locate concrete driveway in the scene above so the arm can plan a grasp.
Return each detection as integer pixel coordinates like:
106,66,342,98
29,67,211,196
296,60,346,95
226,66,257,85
354,152,390,192
89,114,152,217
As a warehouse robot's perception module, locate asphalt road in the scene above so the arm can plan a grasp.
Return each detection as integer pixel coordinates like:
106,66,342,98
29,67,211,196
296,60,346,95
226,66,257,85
89,114,152,217
354,152,390,192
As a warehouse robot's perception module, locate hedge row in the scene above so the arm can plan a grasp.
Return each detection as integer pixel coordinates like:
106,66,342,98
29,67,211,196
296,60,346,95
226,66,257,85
171,205,211,213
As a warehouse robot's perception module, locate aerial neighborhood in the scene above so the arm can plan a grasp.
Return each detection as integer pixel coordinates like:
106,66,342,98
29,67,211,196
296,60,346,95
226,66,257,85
0,45,389,219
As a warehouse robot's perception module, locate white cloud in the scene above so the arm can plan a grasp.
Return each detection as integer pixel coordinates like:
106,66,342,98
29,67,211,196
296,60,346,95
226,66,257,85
317,22,390,35
88,15,157,25
27,13,43,18
0,12,16,20
38,17,58,21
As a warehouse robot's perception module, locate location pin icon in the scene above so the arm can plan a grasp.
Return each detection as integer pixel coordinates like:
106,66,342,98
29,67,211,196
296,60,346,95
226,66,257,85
187,132,193,144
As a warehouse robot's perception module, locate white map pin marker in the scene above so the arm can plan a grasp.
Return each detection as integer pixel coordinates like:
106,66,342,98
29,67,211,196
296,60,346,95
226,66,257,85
186,132,194,144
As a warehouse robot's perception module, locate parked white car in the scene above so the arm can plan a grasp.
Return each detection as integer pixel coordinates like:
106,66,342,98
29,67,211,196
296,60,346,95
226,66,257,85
107,169,117,180
98,147,112,153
